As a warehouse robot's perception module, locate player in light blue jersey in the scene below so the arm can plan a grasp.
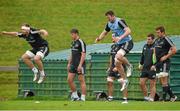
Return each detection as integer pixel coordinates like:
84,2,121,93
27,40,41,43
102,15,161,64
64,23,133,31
95,10,134,103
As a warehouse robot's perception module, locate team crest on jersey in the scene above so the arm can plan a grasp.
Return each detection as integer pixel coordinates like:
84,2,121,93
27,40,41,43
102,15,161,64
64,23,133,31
75,43,79,48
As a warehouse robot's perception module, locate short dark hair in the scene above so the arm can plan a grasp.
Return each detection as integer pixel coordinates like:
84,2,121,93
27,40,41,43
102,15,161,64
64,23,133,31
105,10,115,16
156,26,165,33
70,28,79,34
22,23,30,27
147,33,155,40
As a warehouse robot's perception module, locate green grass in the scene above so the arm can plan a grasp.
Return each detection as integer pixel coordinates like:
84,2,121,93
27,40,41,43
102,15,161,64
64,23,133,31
0,72,18,100
0,1,180,109
0,101,180,110
0,0,180,65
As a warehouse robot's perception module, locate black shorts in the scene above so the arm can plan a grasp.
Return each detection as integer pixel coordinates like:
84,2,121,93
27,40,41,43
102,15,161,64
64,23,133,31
140,70,156,79
27,46,49,58
107,64,126,79
110,40,133,57
69,64,86,74
156,61,170,73
107,67,121,79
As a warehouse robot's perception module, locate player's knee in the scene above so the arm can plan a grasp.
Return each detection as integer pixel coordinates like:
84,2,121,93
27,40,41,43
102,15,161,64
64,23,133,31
107,77,114,83
67,77,73,83
115,54,123,61
34,56,41,62
114,57,122,66
21,54,29,61
21,55,26,60
78,76,85,83
139,80,145,86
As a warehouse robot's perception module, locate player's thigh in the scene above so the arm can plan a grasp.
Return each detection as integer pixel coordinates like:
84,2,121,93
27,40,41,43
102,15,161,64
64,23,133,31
159,76,168,85
140,77,148,85
36,46,49,59
150,79,156,88
67,72,76,82
22,50,36,59
118,40,134,56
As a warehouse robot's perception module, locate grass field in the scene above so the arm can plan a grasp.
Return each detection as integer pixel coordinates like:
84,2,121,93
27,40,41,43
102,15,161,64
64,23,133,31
0,72,18,100
0,0,180,65
0,0,180,110
0,100,180,110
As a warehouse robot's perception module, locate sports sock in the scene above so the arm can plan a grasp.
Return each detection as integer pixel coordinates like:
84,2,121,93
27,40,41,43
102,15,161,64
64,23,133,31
81,94,86,101
32,67,38,74
40,70,45,76
167,85,175,98
162,86,168,101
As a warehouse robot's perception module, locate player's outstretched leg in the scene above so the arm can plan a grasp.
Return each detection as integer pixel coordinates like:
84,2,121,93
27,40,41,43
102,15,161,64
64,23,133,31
34,55,46,84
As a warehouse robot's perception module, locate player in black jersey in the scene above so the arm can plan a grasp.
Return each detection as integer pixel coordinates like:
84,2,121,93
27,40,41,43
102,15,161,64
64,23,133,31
67,28,86,101
139,34,156,101
2,23,49,84
152,26,177,101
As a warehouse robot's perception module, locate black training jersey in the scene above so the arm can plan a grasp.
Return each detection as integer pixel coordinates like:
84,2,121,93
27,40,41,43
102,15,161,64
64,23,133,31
18,28,48,49
140,43,154,70
154,36,174,62
71,39,86,67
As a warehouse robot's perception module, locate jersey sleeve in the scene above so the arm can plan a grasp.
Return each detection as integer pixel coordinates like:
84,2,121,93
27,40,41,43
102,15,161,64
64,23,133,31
139,45,145,65
104,23,111,32
30,28,40,35
17,32,25,38
79,39,86,53
118,19,128,29
165,37,175,48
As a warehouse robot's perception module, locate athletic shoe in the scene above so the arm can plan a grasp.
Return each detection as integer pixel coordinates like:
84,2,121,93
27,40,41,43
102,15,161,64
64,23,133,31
144,97,149,101
148,97,154,102
120,79,129,91
37,75,46,84
33,73,39,82
121,100,128,104
126,64,133,77
71,97,80,101
107,97,113,101
170,95,177,102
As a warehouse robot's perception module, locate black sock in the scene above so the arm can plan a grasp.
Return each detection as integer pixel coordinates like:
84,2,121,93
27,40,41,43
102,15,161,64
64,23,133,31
167,85,175,98
162,86,168,100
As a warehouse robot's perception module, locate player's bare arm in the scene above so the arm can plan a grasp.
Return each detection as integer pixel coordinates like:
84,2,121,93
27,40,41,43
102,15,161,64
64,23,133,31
95,30,108,43
67,54,72,71
112,27,131,42
39,29,48,37
160,46,177,62
1,31,18,37
77,52,86,73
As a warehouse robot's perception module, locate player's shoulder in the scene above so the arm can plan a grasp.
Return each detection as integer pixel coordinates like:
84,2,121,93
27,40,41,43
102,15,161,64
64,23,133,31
30,28,40,34
143,44,148,49
78,38,85,43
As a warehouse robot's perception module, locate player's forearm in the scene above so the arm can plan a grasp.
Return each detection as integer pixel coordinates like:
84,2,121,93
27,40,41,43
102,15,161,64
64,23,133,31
40,29,48,37
98,30,108,40
165,47,177,59
2,31,18,37
68,55,72,65
139,53,144,65
108,57,112,68
79,53,86,66
139,58,144,65
119,27,131,39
